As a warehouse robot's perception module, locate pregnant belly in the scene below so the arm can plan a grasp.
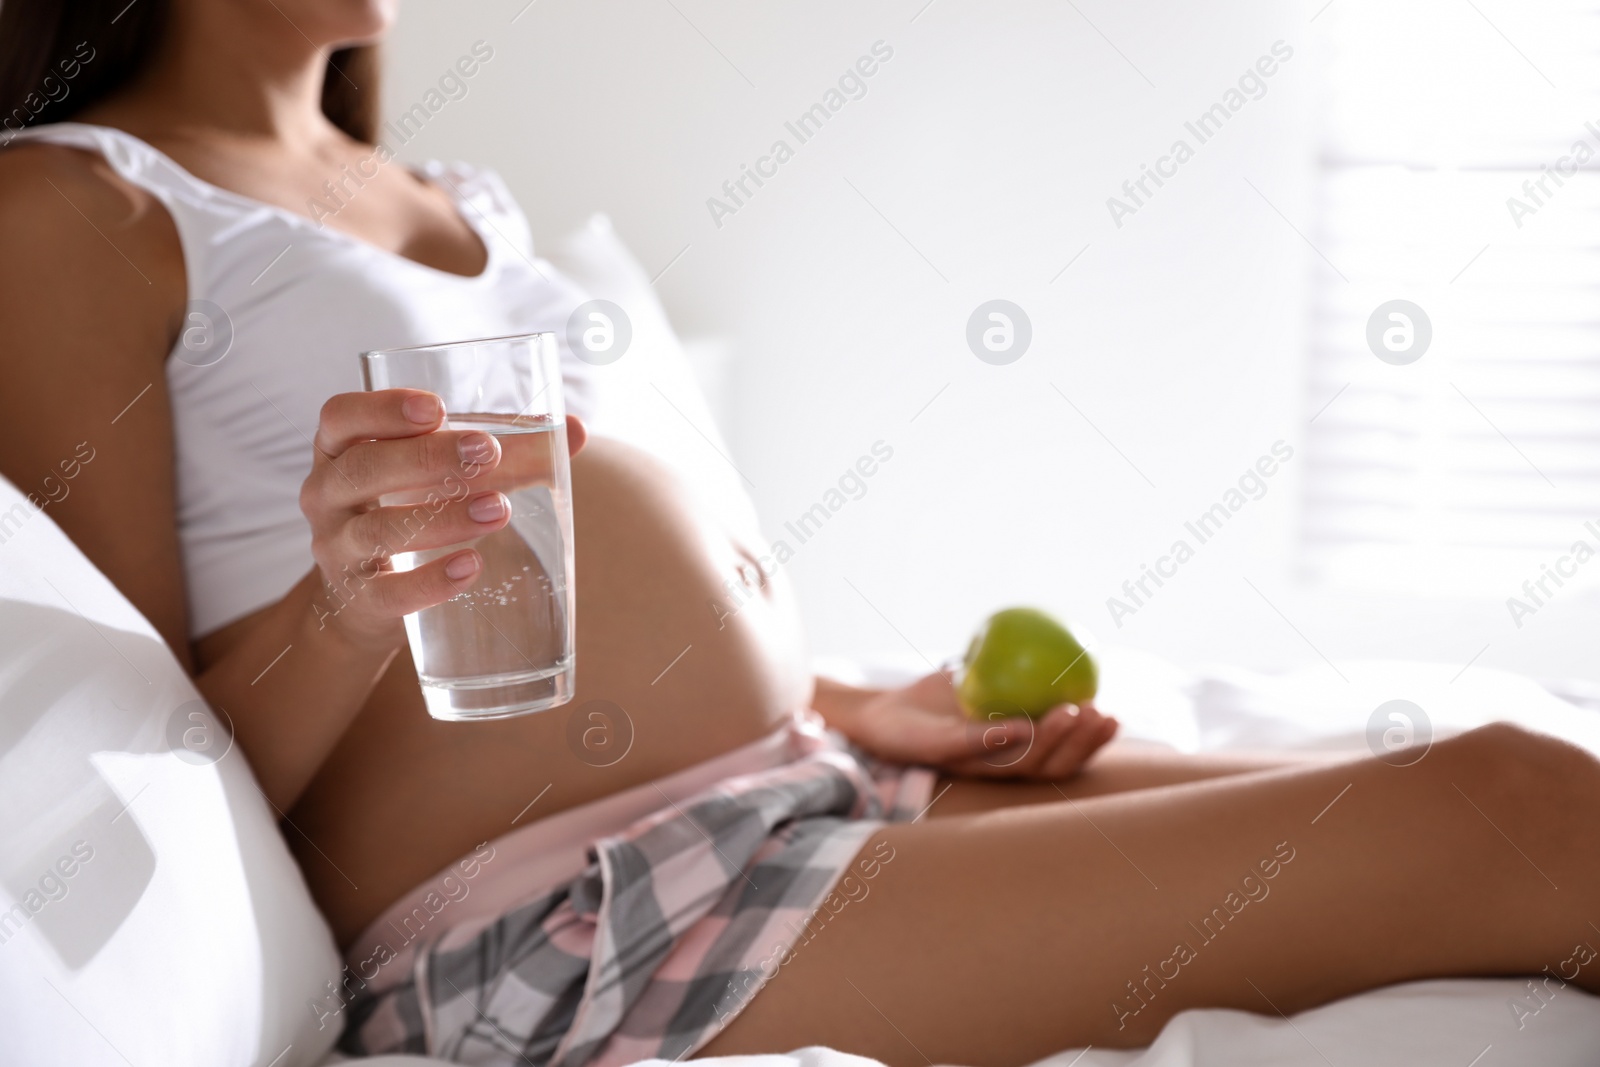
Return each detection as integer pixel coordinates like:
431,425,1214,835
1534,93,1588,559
285,438,812,946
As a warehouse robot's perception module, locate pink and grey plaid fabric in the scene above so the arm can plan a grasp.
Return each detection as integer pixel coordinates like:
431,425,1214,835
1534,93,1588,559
340,739,935,1067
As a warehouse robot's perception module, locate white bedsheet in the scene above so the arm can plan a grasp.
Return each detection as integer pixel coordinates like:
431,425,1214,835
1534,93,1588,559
830,644,1600,761
327,650,1600,1066
632,976,1600,1067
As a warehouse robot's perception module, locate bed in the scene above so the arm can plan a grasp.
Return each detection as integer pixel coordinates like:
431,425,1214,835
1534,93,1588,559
3,217,1595,1066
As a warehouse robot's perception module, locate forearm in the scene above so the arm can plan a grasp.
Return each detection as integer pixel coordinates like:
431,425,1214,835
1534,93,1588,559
810,675,880,739
194,569,401,812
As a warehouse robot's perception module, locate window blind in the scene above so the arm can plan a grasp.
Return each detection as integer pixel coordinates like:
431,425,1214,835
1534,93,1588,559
1302,0,1600,593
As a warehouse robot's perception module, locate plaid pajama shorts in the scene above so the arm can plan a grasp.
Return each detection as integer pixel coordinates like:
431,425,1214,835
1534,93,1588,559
339,737,935,1067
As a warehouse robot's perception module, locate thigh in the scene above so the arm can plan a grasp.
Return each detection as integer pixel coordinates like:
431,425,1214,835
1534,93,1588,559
928,739,1349,818
701,724,1598,1065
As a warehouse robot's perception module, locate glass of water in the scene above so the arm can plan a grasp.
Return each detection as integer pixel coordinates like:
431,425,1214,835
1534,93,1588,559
359,332,575,721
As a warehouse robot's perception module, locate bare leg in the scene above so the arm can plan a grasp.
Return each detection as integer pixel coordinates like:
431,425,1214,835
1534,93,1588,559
931,740,1353,817
702,724,1599,1065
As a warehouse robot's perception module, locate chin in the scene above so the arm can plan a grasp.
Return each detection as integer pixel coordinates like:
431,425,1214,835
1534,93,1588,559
262,0,398,47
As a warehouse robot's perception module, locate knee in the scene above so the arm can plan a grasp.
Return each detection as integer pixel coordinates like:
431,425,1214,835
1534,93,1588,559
1456,720,1586,771
1445,722,1596,809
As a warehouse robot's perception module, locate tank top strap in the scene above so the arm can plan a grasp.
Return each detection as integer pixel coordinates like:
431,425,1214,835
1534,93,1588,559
3,121,285,285
414,157,537,261
5,122,258,219
8,122,537,264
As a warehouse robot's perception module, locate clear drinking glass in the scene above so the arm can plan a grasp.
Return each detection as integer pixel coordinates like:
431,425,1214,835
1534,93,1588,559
359,332,575,721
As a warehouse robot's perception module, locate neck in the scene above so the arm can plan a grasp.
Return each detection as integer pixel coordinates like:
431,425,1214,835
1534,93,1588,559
114,2,342,146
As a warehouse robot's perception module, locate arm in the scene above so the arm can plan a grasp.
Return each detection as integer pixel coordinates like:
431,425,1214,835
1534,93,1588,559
0,147,191,657
0,147,391,810
212,390,584,809
809,675,877,731
0,147,583,812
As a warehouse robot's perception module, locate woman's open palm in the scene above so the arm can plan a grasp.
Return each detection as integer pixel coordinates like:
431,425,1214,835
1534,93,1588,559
846,669,1118,780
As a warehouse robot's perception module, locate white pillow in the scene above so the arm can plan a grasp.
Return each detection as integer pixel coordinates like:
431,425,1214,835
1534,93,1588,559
0,476,343,1067
544,214,762,539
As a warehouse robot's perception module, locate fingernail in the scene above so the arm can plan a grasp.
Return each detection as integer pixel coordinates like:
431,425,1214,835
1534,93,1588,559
458,432,495,465
468,492,507,523
445,551,480,580
404,394,442,424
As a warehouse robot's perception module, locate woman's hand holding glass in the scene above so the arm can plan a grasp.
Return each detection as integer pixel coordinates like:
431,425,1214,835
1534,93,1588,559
297,388,586,650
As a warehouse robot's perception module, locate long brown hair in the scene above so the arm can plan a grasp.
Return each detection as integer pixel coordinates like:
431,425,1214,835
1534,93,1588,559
0,0,379,141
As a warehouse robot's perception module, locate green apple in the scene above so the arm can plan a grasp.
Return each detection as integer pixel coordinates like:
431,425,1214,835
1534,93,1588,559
957,607,1097,719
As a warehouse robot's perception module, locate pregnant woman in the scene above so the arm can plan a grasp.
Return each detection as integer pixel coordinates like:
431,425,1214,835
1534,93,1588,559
1,2,1596,1065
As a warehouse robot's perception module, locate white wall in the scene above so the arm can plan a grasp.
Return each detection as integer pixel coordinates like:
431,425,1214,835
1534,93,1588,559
383,0,1598,685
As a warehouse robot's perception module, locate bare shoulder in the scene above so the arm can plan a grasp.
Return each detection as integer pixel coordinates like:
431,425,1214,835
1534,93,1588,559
0,137,191,661
0,138,146,212
0,139,184,302
0,137,185,391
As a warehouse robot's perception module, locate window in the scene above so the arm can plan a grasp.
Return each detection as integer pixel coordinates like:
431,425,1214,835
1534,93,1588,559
1302,0,1600,594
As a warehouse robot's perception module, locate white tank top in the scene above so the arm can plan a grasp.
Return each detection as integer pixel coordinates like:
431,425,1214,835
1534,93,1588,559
7,123,598,637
